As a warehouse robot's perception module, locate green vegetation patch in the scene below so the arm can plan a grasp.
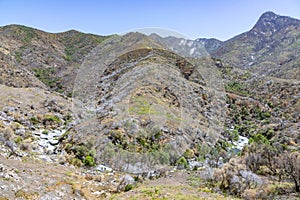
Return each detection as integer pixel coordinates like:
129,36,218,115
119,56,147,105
225,81,248,95
32,68,62,90
43,114,61,124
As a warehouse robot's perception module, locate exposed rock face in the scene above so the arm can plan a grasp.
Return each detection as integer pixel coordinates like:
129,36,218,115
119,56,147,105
150,33,223,57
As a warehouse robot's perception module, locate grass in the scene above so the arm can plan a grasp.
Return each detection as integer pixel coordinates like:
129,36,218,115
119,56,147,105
15,51,22,63
15,189,38,200
15,136,23,144
109,185,239,200
129,96,181,123
43,114,61,124
187,176,203,187
128,96,157,115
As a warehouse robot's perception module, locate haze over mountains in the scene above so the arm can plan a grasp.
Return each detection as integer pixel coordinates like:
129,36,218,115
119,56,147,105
0,11,299,199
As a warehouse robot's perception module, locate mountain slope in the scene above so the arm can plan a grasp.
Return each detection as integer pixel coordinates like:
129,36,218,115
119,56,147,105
0,25,111,94
150,33,223,58
68,32,226,173
212,11,300,79
151,12,300,79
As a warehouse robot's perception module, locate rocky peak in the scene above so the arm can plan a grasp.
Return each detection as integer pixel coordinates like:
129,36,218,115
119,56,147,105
258,11,278,21
252,11,300,35
195,38,223,54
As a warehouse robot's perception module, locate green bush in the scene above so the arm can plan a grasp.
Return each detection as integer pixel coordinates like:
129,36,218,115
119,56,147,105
83,155,96,167
30,117,39,125
32,68,61,89
183,149,194,159
249,133,269,145
15,136,23,144
230,129,239,141
261,112,271,118
225,81,248,95
43,115,61,123
72,145,90,160
124,184,133,192
176,156,189,169
15,51,22,63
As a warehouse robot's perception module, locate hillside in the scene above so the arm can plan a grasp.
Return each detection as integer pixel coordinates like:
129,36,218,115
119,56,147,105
0,25,111,95
151,12,300,79
211,11,300,79
0,11,299,200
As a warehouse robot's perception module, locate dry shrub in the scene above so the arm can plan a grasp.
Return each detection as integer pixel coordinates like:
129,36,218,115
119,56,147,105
241,188,268,200
2,127,14,141
213,158,264,196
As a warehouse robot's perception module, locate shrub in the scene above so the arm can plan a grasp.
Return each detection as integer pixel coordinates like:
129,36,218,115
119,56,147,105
20,143,30,151
2,127,13,140
278,152,300,192
83,155,96,167
230,129,239,142
72,145,90,159
15,136,23,144
30,117,39,125
196,143,210,160
70,157,82,167
176,156,188,169
183,149,194,159
124,184,133,192
214,158,263,196
32,68,61,89
43,115,61,124
225,81,248,95
249,133,269,145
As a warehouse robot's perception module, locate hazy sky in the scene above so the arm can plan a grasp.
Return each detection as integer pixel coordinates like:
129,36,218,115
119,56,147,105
0,0,299,40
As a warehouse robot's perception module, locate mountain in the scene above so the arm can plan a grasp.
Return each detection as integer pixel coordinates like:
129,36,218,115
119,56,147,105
150,33,223,57
0,11,299,199
211,11,300,79
0,25,111,95
152,11,300,79
69,32,226,172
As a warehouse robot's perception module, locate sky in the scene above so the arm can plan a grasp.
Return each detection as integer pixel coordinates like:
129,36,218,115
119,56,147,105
0,0,300,41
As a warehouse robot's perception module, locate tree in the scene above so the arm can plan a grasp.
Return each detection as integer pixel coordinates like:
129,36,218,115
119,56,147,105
279,152,300,192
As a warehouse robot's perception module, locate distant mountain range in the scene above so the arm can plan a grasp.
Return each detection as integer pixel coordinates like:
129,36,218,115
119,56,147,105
150,11,300,79
0,11,298,94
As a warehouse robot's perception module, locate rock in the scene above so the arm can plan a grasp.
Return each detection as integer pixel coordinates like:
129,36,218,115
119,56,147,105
0,111,7,118
161,127,169,133
15,128,26,135
95,165,112,172
33,131,41,136
40,134,48,139
117,174,135,192
3,106,16,113
49,139,59,145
